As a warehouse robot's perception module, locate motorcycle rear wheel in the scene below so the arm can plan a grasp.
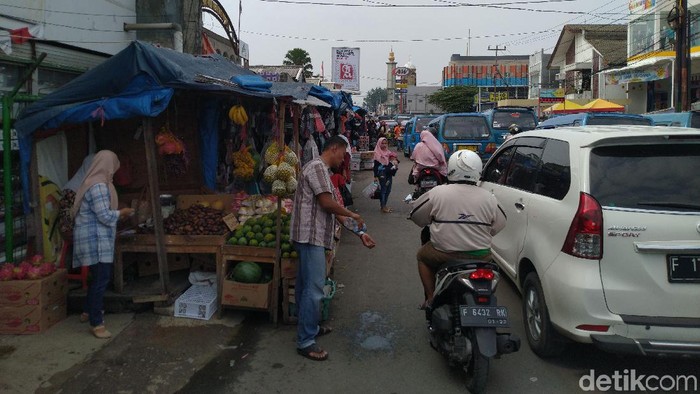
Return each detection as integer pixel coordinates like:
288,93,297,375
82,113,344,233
464,340,490,394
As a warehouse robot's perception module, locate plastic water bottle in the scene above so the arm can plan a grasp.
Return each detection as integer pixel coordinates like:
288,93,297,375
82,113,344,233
342,217,366,234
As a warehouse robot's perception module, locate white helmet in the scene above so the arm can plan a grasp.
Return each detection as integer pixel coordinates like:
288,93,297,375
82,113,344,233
447,150,482,183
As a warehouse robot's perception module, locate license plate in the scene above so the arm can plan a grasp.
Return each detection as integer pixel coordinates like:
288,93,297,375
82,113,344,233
667,255,700,283
420,179,438,188
456,145,478,152
460,306,509,328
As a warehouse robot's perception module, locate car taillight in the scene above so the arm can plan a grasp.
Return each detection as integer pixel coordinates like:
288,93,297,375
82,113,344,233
442,143,450,154
562,192,603,259
469,268,495,281
476,296,490,304
484,143,497,154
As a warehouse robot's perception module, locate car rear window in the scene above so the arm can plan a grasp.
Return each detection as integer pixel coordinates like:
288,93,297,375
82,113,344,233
442,117,490,139
492,111,537,130
590,144,700,212
416,117,435,130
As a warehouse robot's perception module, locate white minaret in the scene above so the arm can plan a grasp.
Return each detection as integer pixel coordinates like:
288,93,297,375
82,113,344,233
386,49,397,114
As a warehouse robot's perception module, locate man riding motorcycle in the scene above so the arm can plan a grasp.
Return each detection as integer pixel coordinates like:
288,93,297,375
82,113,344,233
409,150,507,309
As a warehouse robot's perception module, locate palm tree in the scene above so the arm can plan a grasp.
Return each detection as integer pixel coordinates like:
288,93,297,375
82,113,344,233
283,48,313,78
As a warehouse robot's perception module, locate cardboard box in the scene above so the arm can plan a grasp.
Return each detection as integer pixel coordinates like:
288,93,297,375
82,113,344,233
359,151,374,161
0,302,66,334
222,279,271,309
281,258,297,278
0,269,67,307
174,285,218,320
350,161,360,171
361,160,374,170
136,253,191,277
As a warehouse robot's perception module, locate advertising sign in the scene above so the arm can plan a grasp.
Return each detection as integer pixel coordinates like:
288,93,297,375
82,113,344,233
606,62,670,85
539,88,565,103
331,47,360,91
628,0,656,14
395,67,410,76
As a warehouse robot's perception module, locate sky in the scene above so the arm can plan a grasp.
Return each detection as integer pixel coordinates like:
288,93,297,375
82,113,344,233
207,0,632,102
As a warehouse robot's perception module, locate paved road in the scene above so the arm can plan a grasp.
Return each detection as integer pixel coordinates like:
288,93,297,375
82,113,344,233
182,154,698,394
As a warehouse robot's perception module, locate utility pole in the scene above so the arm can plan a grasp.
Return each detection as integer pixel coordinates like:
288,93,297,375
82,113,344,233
488,45,506,101
672,0,690,111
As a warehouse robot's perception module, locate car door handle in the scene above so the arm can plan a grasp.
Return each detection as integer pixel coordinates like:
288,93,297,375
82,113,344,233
514,202,525,210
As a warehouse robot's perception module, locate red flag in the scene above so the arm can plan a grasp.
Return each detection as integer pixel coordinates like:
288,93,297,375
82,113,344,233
201,33,215,55
10,27,31,44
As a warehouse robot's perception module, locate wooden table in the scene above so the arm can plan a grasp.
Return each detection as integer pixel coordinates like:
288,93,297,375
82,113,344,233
114,233,226,296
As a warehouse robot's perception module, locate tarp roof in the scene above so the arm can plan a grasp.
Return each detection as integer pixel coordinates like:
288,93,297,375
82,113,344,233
543,100,584,113
15,40,277,137
582,98,625,111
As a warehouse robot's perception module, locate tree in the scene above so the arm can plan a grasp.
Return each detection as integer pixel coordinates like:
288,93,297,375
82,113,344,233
363,87,388,113
283,48,313,78
427,86,479,113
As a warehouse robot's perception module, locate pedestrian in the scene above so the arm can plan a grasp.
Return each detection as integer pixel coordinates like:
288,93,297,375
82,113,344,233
410,129,448,180
373,137,399,213
290,136,376,361
71,150,134,339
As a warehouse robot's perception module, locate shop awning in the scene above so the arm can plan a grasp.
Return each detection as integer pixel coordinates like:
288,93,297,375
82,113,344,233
581,98,625,112
604,57,673,85
543,100,584,113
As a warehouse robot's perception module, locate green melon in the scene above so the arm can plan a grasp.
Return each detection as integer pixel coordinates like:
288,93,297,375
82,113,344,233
232,261,262,283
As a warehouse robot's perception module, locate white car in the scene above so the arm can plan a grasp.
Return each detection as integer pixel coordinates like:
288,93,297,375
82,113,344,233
479,126,700,358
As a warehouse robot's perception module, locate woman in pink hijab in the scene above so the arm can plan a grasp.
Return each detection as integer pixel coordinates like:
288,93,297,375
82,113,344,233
373,137,399,213
410,130,447,178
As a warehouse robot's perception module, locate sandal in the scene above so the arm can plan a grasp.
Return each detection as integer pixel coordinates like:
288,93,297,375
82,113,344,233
79,313,89,323
317,325,333,337
297,344,328,361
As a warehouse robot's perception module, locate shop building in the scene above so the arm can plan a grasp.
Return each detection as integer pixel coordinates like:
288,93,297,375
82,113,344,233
441,54,530,104
547,24,628,103
605,0,700,113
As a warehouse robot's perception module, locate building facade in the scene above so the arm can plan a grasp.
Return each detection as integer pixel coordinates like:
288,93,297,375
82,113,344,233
442,54,530,103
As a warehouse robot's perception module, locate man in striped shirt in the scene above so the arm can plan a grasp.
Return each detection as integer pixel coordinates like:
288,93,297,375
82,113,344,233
291,135,375,361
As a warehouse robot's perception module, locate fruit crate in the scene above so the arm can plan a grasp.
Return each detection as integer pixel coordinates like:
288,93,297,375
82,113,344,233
221,245,277,263
282,278,336,325
174,284,218,320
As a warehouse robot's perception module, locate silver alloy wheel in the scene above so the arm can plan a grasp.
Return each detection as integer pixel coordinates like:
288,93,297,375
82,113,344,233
525,287,542,341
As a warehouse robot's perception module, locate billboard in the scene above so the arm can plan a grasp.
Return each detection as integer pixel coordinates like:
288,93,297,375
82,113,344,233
331,47,360,91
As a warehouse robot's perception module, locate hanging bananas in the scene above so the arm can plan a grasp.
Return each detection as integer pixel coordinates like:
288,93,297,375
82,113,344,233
228,105,249,126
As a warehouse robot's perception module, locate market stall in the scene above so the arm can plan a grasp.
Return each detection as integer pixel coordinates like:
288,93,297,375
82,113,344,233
14,44,354,322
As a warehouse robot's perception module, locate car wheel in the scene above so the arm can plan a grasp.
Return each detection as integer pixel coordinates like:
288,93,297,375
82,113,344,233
522,272,567,358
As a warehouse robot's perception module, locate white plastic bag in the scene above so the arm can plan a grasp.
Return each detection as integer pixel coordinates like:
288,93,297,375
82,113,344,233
362,181,379,199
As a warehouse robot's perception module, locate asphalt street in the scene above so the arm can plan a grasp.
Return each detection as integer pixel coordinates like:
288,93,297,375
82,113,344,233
183,152,698,394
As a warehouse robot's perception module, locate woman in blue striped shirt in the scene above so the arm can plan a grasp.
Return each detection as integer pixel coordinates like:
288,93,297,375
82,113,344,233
71,150,134,339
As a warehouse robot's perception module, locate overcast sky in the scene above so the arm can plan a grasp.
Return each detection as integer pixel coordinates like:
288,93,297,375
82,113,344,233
208,0,630,101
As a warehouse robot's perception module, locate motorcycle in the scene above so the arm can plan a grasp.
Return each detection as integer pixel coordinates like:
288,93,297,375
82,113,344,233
408,167,446,244
427,259,520,393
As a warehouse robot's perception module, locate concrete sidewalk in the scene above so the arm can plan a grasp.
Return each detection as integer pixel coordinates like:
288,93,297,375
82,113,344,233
0,309,245,393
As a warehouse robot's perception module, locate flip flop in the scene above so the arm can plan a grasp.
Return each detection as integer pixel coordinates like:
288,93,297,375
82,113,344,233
317,325,333,337
297,344,328,361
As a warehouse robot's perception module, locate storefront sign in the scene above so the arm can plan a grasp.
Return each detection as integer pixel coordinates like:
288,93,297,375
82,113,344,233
395,67,410,76
607,62,670,85
628,0,656,14
331,47,360,91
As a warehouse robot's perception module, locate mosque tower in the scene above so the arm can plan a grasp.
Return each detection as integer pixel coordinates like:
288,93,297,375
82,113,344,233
386,49,397,114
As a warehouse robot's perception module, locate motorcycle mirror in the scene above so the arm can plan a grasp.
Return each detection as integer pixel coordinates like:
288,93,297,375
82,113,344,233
404,194,414,204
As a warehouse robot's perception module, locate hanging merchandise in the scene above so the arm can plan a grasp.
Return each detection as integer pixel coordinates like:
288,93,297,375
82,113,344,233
155,127,189,176
262,141,299,197
231,145,256,180
228,105,249,126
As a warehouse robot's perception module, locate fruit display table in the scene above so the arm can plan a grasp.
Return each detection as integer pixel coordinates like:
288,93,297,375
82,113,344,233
114,233,226,294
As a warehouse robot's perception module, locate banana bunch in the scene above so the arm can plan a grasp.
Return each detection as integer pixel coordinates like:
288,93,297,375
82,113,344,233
228,105,249,126
231,145,255,180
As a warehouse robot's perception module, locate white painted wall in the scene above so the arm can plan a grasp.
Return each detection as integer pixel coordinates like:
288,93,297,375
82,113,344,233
0,0,137,55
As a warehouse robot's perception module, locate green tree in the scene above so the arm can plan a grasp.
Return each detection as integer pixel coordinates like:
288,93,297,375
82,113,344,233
363,87,388,113
427,86,479,113
283,48,313,78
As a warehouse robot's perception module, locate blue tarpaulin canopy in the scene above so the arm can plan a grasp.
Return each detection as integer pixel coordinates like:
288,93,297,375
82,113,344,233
14,41,280,211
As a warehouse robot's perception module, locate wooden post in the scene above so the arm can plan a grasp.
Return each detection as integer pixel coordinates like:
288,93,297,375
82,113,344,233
292,104,301,165
30,142,41,257
143,118,170,294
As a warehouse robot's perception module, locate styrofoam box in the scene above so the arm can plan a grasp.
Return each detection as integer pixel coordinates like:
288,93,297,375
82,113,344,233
174,284,218,320
350,161,360,171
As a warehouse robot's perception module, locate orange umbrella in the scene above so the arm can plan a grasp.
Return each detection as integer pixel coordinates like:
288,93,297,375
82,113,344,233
582,99,625,112
543,100,584,114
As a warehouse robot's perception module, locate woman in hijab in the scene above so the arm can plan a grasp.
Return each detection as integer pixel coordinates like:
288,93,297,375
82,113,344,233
410,129,448,179
373,137,399,213
71,150,134,339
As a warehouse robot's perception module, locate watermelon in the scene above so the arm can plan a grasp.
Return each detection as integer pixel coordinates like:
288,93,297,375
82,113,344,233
232,261,262,283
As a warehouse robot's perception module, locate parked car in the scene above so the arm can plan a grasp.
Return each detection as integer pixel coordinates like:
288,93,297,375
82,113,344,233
402,115,438,157
479,125,700,358
426,113,496,162
645,111,700,128
483,106,538,144
536,112,653,129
